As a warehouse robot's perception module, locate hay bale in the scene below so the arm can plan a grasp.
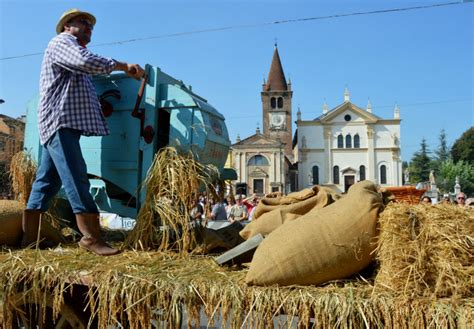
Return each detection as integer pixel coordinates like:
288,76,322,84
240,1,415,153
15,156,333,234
124,147,219,252
375,203,474,298
9,151,37,206
0,200,22,246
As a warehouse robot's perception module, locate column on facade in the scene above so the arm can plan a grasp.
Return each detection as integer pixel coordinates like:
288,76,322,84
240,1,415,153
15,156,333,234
367,126,375,181
324,127,332,184
242,152,247,184
280,150,284,187
392,151,400,186
236,152,241,182
271,151,276,183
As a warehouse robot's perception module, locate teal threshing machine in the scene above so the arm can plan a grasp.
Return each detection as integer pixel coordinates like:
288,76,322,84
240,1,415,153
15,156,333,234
24,64,235,219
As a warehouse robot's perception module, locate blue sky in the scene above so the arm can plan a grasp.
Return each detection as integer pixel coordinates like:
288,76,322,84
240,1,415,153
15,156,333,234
0,0,473,162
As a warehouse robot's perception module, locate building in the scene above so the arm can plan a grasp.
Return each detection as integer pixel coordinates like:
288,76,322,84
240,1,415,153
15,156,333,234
231,44,295,196
296,89,402,192
0,114,25,197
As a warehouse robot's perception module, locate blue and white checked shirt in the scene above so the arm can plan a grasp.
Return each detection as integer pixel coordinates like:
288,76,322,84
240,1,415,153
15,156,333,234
38,33,117,145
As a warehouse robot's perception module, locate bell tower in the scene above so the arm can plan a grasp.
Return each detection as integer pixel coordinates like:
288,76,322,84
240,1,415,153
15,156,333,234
261,44,293,157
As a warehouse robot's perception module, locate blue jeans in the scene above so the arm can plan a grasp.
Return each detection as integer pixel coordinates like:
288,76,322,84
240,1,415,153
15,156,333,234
27,128,98,214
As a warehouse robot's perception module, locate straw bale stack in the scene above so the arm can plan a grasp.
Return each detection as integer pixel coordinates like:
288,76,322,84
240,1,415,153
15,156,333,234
1,249,472,328
375,202,474,299
9,151,37,205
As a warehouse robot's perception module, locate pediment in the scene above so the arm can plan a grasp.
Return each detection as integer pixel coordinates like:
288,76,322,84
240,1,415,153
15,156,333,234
318,102,381,124
341,166,357,174
233,133,282,147
249,167,269,178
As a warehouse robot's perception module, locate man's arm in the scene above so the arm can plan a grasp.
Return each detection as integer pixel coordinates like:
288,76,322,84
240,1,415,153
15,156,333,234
114,61,145,80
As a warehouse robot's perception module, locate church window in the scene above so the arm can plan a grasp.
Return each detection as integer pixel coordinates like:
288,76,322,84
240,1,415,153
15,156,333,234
271,97,276,109
354,134,360,148
380,165,387,184
359,165,366,181
248,155,269,166
277,97,283,108
345,134,352,148
344,114,351,122
333,166,340,184
337,135,343,148
312,166,319,185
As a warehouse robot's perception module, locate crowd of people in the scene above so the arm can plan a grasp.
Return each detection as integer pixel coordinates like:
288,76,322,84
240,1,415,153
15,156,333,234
190,193,260,224
420,192,474,207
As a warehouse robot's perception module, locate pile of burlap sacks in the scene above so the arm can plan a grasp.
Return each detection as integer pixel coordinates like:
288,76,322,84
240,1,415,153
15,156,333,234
242,180,392,286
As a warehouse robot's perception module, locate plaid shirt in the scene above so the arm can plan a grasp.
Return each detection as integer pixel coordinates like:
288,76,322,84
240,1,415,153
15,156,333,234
38,33,117,145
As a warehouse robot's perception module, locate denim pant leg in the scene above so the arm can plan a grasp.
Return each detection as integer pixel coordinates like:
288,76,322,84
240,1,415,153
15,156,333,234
26,145,62,211
43,128,98,214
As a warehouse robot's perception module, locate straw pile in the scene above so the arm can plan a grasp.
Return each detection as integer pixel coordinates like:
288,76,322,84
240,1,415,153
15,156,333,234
9,151,37,205
124,147,219,252
374,202,474,299
1,180,473,327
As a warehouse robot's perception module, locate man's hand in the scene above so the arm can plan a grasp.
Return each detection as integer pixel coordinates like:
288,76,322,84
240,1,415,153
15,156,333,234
126,64,145,80
114,62,145,80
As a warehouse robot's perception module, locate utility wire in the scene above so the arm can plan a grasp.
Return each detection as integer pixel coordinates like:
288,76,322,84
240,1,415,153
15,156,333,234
0,1,470,61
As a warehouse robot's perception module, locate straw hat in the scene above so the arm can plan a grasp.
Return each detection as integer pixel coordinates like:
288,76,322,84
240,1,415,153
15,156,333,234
56,8,96,34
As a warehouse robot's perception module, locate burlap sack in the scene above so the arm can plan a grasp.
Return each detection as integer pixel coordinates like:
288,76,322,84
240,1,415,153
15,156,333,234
240,186,340,240
245,181,384,286
0,200,23,246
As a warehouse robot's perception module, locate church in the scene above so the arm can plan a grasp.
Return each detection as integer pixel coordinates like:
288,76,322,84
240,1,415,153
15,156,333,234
296,90,403,192
230,44,403,196
231,45,296,196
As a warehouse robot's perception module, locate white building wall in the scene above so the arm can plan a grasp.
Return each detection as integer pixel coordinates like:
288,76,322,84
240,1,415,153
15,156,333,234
297,106,402,191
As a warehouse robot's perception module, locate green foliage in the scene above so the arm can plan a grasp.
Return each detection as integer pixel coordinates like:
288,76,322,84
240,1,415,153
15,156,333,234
451,127,474,165
438,160,474,196
434,129,451,165
409,138,432,183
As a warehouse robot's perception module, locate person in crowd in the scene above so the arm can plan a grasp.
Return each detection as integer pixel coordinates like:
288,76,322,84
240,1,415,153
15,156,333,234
248,197,259,221
243,193,257,214
210,197,227,221
465,198,474,207
456,192,466,207
420,196,432,205
190,197,204,222
225,195,236,219
229,197,248,222
22,8,145,256
441,195,452,205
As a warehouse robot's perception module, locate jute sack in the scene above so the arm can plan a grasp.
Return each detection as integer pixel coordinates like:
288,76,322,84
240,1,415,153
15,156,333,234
240,186,340,240
0,200,23,246
245,181,384,286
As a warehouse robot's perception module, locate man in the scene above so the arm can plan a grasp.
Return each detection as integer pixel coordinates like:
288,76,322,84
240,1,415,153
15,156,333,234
456,192,466,207
210,197,227,221
23,9,145,256
229,197,248,222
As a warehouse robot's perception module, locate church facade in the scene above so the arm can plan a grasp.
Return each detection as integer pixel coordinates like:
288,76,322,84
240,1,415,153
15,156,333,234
231,45,295,196
296,90,403,192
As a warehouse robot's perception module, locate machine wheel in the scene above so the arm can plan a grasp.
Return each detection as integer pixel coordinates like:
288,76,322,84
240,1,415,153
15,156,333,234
8,292,87,329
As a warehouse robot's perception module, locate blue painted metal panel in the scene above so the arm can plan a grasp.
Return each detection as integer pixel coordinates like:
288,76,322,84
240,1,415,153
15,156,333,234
23,65,233,218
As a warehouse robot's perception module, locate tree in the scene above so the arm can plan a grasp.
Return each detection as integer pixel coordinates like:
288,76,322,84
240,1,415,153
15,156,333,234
451,127,474,165
438,160,474,196
434,129,450,163
409,138,432,184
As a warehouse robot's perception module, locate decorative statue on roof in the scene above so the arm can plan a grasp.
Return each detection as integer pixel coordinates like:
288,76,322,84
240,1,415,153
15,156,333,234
429,170,436,185
404,168,410,185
